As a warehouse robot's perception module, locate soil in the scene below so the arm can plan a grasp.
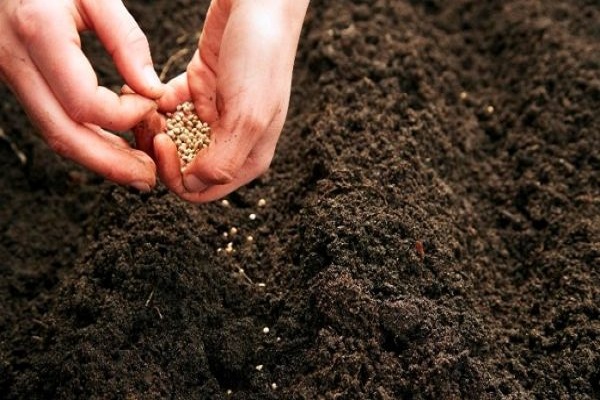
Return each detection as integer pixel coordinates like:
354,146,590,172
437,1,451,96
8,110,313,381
1,0,599,399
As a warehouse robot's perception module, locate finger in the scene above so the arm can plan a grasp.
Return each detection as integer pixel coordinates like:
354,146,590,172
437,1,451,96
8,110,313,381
122,84,164,157
186,0,231,123
181,144,276,203
9,51,156,189
154,133,187,193
157,73,192,111
19,1,157,131
79,0,164,99
132,110,165,158
187,49,219,124
181,117,258,192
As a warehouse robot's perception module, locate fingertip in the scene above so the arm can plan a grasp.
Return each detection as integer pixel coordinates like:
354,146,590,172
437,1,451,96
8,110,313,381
157,73,191,111
142,65,166,99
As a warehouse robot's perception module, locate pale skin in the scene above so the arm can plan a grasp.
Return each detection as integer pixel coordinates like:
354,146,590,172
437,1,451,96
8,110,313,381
0,0,309,202
0,0,164,191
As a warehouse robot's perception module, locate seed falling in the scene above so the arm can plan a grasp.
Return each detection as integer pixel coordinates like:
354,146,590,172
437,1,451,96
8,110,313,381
164,101,211,167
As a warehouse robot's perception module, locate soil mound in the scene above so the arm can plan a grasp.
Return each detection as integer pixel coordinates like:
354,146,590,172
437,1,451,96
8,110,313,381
1,1,598,399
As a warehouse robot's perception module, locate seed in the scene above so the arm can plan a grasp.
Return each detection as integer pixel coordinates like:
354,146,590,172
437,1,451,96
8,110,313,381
246,235,254,243
271,383,278,390
486,105,494,114
229,227,238,235
221,199,230,207
262,327,270,334
163,101,211,167
257,198,267,207
249,213,257,220
255,365,263,371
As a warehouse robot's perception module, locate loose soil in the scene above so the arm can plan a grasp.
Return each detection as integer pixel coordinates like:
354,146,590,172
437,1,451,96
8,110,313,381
1,1,598,399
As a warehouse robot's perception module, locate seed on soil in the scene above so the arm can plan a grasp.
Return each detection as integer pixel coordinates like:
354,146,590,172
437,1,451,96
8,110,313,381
249,213,257,220
164,101,211,167
221,199,230,207
459,91,468,100
486,105,495,114
263,327,270,334
229,227,238,236
257,198,267,207
246,235,254,243
271,383,278,390
255,365,264,371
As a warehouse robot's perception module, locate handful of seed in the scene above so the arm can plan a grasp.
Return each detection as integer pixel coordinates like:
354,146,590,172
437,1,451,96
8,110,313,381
164,101,211,167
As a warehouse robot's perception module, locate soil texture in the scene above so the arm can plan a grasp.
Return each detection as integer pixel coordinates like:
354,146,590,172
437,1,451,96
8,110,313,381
1,0,599,399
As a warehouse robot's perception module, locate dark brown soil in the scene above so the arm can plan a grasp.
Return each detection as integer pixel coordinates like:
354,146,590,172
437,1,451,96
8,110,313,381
1,1,599,399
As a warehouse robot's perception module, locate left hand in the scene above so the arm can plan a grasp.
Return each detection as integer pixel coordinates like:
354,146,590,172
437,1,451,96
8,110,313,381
0,0,165,190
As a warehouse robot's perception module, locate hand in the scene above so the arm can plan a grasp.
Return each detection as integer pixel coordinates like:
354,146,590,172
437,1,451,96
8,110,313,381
139,0,308,202
0,0,165,191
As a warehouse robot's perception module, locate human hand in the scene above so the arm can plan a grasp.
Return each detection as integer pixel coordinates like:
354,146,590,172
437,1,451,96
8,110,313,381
137,0,309,202
0,0,165,191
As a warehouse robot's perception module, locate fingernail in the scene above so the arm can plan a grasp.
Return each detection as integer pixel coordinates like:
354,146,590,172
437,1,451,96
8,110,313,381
130,180,152,192
143,65,163,92
184,174,208,192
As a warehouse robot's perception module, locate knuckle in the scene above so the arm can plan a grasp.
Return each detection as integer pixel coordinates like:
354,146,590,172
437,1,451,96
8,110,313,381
247,152,273,178
112,26,149,60
244,115,267,135
124,26,148,50
64,102,90,124
204,161,236,185
13,1,47,41
45,134,70,157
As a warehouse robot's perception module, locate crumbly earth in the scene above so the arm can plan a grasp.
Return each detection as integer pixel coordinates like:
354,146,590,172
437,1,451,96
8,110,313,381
0,0,599,399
